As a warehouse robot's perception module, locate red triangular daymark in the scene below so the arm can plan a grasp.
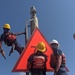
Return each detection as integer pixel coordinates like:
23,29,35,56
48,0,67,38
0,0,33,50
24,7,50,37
12,27,69,72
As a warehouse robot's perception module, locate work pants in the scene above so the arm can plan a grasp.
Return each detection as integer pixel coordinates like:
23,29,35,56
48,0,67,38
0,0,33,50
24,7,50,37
30,69,46,75
12,40,24,54
56,67,68,75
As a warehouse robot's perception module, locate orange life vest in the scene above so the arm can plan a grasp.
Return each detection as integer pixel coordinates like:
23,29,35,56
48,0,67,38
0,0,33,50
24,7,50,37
32,56,46,69
6,34,16,42
4,32,16,46
50,53,66,68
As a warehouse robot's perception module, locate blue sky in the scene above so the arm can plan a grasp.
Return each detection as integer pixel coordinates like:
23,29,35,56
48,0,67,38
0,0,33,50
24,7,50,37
0,0,75,75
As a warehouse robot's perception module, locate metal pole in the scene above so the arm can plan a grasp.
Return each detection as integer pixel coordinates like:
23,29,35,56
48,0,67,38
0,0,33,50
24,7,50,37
25,19,34,44
30,6,39,34
25,6,39,75
25,21,28,44
25,22,29,75
25,19,33,75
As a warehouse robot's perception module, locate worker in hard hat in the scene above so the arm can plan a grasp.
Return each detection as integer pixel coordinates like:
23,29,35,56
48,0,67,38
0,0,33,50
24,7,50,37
27,42,47,75
50,39,68,75
0,24,24,57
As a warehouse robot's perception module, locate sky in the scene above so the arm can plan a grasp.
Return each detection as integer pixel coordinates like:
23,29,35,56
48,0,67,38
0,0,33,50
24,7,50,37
0,0,75,75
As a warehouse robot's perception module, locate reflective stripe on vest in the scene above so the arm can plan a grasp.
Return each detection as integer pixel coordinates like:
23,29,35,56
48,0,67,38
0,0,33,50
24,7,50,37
32,56,46,69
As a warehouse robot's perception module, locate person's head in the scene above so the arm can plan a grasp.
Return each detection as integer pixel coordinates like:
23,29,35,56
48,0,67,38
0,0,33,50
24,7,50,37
36,42,46,53
50,39,60,49
3,24,11,33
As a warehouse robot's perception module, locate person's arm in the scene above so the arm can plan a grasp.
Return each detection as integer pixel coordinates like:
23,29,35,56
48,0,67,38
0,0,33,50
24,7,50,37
27,62,31,71
27,54,34,71
0,40,2,49
14,32,25,36
0,49,6,59
0,42,6,59
0,36,6,59
54,55,62,74
0,34,4,49
0,35,3,50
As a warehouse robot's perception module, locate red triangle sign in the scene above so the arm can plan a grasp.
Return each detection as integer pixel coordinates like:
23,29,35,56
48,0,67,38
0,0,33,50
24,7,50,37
12,27,69,72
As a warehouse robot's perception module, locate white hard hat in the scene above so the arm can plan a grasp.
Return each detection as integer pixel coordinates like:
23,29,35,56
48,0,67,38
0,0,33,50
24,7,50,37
50,39,60,47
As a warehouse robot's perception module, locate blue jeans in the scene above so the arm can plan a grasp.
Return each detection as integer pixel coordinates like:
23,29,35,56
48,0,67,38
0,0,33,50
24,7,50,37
56,67,68,75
